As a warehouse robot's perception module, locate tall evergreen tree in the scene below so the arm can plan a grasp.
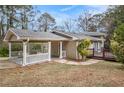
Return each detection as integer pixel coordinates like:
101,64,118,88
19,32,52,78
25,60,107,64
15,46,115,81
18,5,34,29
37,12,56,32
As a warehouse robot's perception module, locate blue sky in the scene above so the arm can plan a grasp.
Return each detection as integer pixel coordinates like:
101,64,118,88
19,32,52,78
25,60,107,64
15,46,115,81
35,5,108,25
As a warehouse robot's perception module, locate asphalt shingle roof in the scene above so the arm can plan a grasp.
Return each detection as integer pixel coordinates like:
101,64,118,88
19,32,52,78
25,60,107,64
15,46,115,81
5,28,104,41
52,30,104,41
82,32,106,36
9,28,69,41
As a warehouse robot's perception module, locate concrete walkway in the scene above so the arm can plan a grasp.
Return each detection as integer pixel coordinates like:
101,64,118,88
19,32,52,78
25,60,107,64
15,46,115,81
52,58,101,65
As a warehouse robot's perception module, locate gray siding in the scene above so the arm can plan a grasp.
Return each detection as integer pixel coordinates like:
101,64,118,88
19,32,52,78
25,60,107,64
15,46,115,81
66,41,77,59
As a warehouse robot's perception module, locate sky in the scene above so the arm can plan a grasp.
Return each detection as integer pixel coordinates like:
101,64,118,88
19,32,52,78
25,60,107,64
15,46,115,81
35,5,108,25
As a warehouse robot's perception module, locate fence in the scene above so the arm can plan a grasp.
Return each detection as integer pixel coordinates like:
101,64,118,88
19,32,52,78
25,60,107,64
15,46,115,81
87,48,116,61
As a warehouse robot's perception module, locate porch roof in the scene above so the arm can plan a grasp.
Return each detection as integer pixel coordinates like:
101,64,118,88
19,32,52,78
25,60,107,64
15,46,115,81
4,28,70,42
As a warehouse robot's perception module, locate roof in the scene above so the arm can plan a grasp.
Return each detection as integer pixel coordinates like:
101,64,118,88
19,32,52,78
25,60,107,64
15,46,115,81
52,30,104,41
81,32,106,37
4,28,69,41
4,28,104,42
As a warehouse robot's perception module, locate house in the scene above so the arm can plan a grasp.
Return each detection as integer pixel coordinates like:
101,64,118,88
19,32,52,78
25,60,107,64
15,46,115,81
4,28,106,66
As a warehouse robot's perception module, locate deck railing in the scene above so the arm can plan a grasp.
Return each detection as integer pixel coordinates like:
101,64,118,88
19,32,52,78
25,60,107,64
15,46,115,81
87,48,116,61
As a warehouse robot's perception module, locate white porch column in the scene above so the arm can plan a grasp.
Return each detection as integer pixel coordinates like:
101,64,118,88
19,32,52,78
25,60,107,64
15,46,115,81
59,41,63,59
98,42,101,52
48,41,51,61
102,39,104,48
101,36,104,48
23,42,27,66
9,42,11,59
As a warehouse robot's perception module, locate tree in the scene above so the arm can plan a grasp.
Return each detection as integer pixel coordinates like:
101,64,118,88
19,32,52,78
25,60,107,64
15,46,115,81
0,5,20,44
62,18,76,32
77,39,91,61
89,14,104,32
52,25,65,31
3,6,21,30
18,5,34,29
111,23,124,64
0,5,34,44
102,5,124,49
37,12,56,32
77,11,103,32
29,6,40,31
77,11,92,32
0,6,5,44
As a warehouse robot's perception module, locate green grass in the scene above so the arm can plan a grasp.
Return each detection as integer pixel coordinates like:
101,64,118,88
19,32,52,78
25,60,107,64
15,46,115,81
0,60,124,87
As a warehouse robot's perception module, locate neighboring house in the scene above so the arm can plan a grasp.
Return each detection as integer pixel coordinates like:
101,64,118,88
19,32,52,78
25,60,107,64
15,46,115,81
4,28,106,66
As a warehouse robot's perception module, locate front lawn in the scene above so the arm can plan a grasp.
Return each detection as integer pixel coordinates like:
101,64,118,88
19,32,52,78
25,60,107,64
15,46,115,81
0,61,124,87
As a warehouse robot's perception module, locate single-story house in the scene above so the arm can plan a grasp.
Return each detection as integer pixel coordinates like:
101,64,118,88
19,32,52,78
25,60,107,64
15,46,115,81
4,28,106,66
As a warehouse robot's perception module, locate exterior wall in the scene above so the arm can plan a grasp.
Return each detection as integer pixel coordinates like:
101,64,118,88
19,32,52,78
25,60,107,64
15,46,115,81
51,42,59,57
93,41,98,51
93,41,102,52
66,41,77,59
10,35,17,41
89,42,94,49
101,36,105,48
51,41,68,58
6,31,18,41
62,41,68,58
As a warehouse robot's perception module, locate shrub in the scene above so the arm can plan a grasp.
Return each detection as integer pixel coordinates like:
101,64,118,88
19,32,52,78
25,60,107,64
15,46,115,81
111,23,124,64
77,39,91,61
0,47,9,57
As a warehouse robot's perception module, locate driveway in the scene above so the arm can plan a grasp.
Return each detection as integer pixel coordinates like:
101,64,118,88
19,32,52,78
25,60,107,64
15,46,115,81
0,60,20,69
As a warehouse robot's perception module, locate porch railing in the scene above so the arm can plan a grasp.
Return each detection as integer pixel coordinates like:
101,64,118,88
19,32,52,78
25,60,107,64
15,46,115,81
26,53,49,65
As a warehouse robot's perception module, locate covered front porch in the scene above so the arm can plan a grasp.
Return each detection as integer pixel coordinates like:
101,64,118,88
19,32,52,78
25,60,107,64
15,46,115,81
8,41,67,66
4,29,69,66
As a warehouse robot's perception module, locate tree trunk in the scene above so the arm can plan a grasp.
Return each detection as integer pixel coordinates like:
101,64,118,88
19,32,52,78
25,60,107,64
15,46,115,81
9,6,14,28
44,25,47,32
0,17,5,45
21,13,24,29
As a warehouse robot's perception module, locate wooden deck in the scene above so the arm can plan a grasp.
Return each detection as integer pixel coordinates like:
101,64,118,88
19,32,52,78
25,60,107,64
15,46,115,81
87,48,116,61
